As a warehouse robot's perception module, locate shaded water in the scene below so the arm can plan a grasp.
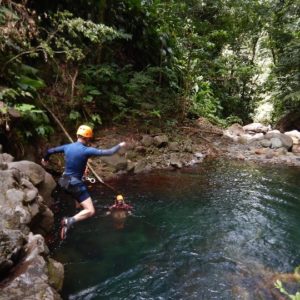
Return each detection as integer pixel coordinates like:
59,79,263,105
51,160,300,299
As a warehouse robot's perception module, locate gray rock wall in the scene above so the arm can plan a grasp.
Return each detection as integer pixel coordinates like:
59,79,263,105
0,154,63,299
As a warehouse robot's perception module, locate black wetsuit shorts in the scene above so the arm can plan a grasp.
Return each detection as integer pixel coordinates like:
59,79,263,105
58,175,90,203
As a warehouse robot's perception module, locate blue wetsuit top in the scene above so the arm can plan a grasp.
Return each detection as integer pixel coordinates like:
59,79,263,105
44,141,121,180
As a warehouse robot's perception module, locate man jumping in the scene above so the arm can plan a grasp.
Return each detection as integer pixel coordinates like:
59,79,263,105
42,125,126,239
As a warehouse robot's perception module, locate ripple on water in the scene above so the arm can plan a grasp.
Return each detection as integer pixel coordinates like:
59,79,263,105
51,160,300,299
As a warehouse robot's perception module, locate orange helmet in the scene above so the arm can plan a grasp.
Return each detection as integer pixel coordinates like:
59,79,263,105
77,125,93,138
116,194,124,202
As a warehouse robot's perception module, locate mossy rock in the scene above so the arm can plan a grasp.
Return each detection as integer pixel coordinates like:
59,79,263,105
47,258,64,291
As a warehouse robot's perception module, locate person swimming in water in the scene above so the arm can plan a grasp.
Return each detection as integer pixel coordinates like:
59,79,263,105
108,194,133,212
107,194,133,229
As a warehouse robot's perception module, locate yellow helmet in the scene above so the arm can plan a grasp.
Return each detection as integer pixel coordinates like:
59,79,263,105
116,194,124,202
77,125,93,138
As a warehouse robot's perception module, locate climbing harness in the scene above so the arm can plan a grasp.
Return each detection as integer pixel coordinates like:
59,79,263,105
82,176,96,184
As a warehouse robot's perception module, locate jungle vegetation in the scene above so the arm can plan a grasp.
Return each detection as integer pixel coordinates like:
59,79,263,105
0,0,299,140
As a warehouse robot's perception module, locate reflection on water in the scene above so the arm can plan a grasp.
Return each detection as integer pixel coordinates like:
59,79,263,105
51,160,300,299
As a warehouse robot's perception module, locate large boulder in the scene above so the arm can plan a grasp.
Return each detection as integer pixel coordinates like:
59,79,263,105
270,138,283,149
265,132,293,150
6,188,25,204
37,172,56,207
0,158,61,299
24,187,39,203
238,133,264,144
100,154,128,172
1,184,30,228
38,208,54,234
260,139,272,148
8,161,46,185
243,123,270,133
0,169,19,199
292,144,300,154
0,234,62,300
284,130,300,144
153,135,169,148
225,123,245,136
0,153,14,164
134,160,148,174
268,129,281,134
47,258,64,292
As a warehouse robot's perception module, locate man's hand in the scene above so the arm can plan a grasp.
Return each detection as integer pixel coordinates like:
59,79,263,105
119,141,126,147
41,158,48,167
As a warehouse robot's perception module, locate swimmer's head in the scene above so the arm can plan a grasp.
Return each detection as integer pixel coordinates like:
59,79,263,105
116,194,124,203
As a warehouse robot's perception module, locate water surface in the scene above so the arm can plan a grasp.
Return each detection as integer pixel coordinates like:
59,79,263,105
52,160,300,299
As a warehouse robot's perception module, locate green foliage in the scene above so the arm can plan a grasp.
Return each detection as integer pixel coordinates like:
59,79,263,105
0,0,298,139
15,104,53,137
274,265,300,299
69,110,81,121
190,81,221,119
271,34,300,119
0,2,131,140
90,114,102,125
0,7,18,27
49,11,131,61
80,63,178,123
264,0,300,121
17,76,45,93
0,88,20,102
149,109,161,119
275,280,300,300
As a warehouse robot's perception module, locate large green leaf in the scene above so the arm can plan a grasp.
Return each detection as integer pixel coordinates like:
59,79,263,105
17,76,45,90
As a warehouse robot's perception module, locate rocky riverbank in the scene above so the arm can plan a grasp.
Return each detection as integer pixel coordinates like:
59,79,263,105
220,122,300,167
63,119,300,181
64,118,224,180
0,153,63,300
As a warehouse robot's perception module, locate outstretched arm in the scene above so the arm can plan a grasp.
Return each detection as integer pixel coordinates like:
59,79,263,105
41,145,67,166
87,142,126,156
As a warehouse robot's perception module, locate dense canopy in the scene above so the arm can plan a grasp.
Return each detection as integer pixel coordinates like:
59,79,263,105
0,0,299,139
